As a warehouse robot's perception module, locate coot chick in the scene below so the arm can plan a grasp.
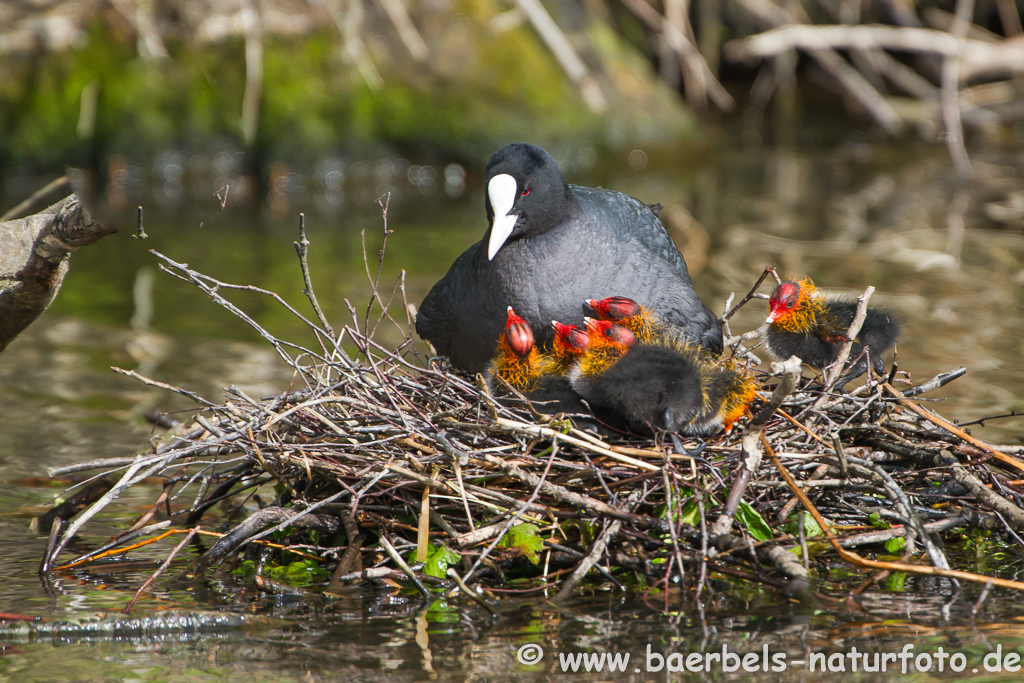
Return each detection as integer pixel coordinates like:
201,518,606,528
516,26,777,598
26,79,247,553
765,279,900,388
585,296,663,343
550,321,589,373
416,142,722,373
569,323,755,436
489,309,609,421
569,343,703,434
586,295,714,354
688,360,758,436
488,306,552,392
571,318,635,377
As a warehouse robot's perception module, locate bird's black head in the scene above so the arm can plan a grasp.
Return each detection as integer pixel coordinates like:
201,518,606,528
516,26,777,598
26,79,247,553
483,143,575,261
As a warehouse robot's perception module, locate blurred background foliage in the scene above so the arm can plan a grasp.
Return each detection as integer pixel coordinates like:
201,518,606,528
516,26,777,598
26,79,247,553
4,0,1024,179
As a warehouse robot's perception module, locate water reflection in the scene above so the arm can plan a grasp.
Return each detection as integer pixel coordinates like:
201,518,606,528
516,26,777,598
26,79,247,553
3,569,1024,681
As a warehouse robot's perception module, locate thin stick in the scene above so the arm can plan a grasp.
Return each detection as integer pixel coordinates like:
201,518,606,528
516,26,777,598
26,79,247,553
824,285,874,389
902,366,967,397
49,455,148,563
941,0,975,179
125,526,200,612
513,0,607,113
728,22,1024,77
379,535,431,597
135,206,148,240
0,176,68,222
112,368,218,406
416,467,436,562
446,568,499,615
884,384,1024,474
720,266,777,322
294,213,335,340
378,0,429,61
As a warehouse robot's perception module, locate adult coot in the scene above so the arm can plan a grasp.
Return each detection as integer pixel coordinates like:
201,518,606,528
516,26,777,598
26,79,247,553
416,142,722,373
765,279,901,388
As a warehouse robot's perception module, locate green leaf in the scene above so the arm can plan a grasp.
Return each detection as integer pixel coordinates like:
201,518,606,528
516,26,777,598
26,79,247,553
799,514,824,538
678,500,700,526
500,523,546,564
423,544,461,579
885,572,906,591
884,537,906,554
867,513,890,530
781,512,830,538
232,560,256,578
264,559,329,587
737,501,773,541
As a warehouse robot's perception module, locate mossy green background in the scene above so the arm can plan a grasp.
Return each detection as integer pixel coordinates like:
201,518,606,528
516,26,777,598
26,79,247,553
0,5,693,171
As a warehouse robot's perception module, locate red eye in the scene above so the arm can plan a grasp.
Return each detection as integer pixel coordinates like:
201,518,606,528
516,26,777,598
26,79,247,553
521,188,530,196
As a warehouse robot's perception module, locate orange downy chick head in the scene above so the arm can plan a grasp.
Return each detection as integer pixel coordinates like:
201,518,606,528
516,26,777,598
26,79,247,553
766,279,819,331
552,321,588,358
584,318,636,351
721,372,758,434
586,296,641,322
494,306,551,390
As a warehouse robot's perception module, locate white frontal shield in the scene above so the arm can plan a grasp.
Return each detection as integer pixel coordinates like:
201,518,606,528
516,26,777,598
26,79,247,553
487,173,518,260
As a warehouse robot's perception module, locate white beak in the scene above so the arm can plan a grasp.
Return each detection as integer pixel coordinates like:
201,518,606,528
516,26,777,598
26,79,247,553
765,312,778,324
487,173,518,261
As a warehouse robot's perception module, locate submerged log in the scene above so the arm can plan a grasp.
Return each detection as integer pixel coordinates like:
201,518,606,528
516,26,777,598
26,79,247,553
0,194,115,352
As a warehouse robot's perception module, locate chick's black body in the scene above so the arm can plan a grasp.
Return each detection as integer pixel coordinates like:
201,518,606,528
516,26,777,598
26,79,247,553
416,143,722,373
569,344,704,434
766,299,900,387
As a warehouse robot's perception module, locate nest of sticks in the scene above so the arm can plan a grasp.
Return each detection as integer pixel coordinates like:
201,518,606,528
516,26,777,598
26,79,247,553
39,208,1024,609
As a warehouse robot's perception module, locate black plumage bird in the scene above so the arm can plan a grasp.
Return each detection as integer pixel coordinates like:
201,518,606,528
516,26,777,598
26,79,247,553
765,278,901,388
416,142,722,373
567,320,756,436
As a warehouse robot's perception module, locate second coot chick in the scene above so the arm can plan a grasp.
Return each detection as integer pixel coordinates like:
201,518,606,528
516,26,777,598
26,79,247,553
585,296,664,343
765,278,900,388
569,342,705,434
489,310,622,426
550,321,590,373
567,316,755,436
416,142,722,373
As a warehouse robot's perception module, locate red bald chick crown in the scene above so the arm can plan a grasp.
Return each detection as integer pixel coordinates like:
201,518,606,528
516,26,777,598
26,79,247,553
551,321,589,372
586,296,662,343
489,306,554,392
505,306,534,357
585,318,636,349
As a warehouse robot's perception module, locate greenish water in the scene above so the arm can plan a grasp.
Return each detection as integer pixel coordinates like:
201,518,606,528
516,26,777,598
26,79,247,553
2,136,1024,680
